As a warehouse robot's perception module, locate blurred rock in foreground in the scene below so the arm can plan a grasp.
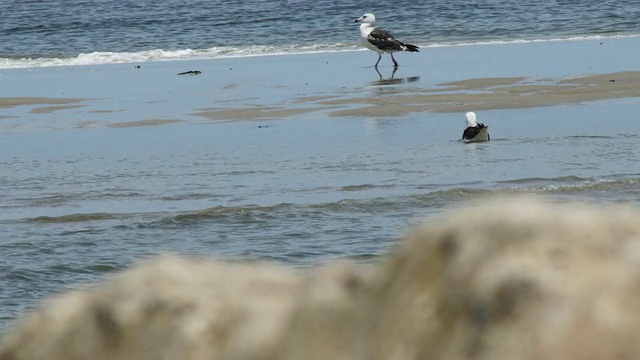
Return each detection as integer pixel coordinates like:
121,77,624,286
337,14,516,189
3,197,640,360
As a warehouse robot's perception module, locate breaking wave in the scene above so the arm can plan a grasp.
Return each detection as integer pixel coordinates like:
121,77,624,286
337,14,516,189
2,34,639,69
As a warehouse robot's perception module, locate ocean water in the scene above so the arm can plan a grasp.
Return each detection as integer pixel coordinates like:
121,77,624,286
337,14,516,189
2,0,640,68
2,0,640,335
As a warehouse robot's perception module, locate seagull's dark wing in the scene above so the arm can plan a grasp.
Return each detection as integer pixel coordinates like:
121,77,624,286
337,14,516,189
368,28,404,51
463,123,490,141
462,126,482,140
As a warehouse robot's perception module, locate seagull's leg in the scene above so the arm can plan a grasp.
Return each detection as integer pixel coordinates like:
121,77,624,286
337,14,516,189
391,53,399,68
374,53,381,68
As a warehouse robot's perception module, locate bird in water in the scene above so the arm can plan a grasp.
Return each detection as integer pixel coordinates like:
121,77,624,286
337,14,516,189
355,13,419,68
462,111,490,142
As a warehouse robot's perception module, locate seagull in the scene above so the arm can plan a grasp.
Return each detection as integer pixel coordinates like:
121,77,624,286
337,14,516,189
462,112,490,142
355,13,419,68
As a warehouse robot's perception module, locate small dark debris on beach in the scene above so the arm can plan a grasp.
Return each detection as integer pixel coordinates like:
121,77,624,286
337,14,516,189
609,79,615,82
178,70,202,76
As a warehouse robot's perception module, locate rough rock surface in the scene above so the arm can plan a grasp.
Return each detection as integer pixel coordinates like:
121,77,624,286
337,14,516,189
3,197,640,360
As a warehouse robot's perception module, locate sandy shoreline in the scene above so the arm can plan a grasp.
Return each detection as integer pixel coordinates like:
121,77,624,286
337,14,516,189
2,71,639,123
319,71,640,117
0,37,639,129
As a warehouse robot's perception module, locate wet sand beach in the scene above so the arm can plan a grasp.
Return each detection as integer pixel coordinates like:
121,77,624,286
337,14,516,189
1,37,640,131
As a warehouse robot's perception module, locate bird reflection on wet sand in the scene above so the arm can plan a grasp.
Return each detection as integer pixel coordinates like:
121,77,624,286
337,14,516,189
370,67,420,86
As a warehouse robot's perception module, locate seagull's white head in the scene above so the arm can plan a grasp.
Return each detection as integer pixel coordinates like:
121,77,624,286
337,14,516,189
355,13,376,25
465,111,478,127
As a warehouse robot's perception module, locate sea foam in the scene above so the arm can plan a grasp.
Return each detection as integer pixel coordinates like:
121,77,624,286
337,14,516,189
1,34,639,69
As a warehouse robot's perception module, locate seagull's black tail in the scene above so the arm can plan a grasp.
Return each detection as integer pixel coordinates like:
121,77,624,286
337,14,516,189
400,42,419,52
